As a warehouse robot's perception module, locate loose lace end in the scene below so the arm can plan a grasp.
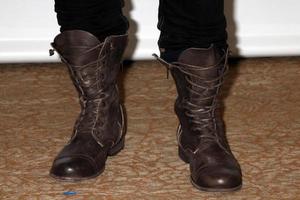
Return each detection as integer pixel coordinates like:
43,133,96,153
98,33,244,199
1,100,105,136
152,53,171,79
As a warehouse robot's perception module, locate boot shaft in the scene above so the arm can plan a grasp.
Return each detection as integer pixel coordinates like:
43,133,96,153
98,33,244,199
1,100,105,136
51,30,128,100
171,45,228,107
158,45,231,153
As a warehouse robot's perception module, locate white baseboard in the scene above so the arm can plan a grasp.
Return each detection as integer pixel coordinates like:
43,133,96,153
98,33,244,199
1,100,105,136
232,35,300,57
1,33,300,63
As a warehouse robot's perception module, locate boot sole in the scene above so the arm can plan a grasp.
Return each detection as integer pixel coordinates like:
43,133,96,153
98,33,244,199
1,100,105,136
49,105,127,182
177,126,242,192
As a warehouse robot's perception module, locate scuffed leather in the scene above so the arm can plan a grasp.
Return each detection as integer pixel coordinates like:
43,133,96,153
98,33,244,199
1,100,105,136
49,30,128,181
170,45,242,191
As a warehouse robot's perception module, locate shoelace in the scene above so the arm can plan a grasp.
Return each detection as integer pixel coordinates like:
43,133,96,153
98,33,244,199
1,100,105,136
50,42,108,92
174,63,227,140
74,54,109,135
153,50,229,147
50,42,110,143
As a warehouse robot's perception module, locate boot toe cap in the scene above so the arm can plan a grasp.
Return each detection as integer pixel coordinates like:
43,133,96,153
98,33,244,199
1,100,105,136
50,156,102,180
192,167,242,191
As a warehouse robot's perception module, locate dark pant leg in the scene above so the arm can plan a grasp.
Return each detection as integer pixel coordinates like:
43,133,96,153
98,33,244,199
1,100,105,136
54,0,129,40
158,0,227,50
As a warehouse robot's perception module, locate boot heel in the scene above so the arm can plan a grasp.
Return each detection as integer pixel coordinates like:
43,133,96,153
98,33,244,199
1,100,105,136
178,146,190,164
108,136,125,156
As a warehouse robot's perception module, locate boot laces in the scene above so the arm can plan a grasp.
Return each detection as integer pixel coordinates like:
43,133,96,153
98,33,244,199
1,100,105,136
177,63,228,142
64,44,110,135
184,71,225,140
153,50,229,145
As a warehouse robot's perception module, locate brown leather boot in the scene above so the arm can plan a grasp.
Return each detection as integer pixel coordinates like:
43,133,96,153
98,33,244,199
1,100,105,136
155,45,242,191
49,30,128,181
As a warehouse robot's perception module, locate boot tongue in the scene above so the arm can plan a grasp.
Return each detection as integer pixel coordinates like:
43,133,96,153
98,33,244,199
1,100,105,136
52,30,103,65
177,46,223,106
177,45,221,78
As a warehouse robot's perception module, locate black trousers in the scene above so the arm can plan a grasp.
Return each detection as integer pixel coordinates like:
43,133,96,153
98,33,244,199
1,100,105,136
54,0,227,50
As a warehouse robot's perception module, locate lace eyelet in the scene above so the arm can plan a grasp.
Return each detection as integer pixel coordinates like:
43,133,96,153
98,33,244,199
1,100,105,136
101,101,106,108
99,93,106,99
99,73,104,79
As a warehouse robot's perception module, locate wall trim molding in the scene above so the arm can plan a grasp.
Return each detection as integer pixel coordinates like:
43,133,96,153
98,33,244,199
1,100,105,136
1,33,300,63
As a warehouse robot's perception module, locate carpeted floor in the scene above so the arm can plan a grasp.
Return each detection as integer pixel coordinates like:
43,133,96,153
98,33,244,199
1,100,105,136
0,58,299,199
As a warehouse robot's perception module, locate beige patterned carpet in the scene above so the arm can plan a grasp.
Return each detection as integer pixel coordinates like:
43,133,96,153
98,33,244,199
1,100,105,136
0,58,299,199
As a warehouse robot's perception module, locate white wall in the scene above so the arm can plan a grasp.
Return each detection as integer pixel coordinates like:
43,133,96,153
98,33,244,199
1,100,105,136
0,0,300,63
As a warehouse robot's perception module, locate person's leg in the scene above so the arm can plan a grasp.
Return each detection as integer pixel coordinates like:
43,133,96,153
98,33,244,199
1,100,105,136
156,0,242,192
158,0,227,52
49,0,129,181
55,0,128,40
158,0,227,64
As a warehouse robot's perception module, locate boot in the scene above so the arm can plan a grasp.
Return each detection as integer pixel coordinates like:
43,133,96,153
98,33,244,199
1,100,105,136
49,30,128,181
155,45,242,191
